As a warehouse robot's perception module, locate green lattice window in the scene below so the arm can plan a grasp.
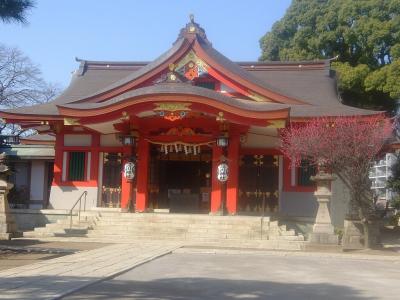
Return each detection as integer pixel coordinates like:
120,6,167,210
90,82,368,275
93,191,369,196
68,152,86,181
297,160,316,187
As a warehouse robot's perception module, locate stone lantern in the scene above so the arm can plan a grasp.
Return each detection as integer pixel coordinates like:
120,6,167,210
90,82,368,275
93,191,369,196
0,153,18,240
309,168,339,244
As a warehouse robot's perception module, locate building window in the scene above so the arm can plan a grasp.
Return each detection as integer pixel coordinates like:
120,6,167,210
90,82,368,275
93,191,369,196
298,160,316,186
68,152,86,181
195,81,215,90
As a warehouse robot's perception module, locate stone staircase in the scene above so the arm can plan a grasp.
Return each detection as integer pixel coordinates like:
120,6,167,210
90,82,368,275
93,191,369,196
23,211,305,250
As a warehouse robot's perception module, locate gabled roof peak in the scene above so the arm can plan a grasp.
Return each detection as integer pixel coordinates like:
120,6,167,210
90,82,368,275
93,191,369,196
174,15,211,46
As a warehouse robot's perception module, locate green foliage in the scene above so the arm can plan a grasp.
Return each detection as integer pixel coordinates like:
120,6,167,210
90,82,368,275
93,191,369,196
332,62,370,91
388,212,400,226
0,0,35,24
259,0,400,109
365,60,400,99
334,227,344,243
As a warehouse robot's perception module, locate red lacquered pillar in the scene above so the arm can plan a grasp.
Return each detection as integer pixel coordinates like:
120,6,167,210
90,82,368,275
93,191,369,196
226,135,240,215
210,145,222,214
52,132,64,185
135,137,149,212
121,145,133,210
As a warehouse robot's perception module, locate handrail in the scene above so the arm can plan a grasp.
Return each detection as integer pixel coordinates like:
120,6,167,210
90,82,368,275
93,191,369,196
69,191,88,229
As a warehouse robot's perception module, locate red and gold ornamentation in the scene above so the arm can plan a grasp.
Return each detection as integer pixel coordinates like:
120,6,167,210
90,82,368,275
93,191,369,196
153,102,191,122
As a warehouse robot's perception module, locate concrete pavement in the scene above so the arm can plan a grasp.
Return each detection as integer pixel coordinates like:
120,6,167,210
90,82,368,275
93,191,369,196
0,236,399,300
0,241,181,300
64,251,400,300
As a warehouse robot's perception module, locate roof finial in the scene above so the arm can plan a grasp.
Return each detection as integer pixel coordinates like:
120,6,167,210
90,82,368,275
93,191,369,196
189,14,194,23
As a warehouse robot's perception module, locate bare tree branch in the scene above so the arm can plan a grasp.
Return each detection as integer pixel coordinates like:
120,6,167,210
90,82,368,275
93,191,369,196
0,43,61,135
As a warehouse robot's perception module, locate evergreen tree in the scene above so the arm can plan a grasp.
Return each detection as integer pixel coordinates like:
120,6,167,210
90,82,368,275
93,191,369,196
0,0,34,24
260,0,400,110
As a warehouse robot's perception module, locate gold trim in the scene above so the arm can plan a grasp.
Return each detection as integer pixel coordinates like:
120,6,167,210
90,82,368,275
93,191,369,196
153,102,191,112
266,119,286,128
174,50,209,73
64,118,80,126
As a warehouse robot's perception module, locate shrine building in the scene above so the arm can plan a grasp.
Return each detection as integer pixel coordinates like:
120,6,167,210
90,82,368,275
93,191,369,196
0,18,379,222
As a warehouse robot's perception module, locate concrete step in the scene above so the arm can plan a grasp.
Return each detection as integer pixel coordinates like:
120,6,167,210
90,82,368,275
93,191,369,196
25,211,304,251
34,223,90,232
85,230,295,240
91,224,263,232
268,235,305,241
92,218,264,224
93,214,268,222
87,225,270,233
56,218,93,225
82,233,304,248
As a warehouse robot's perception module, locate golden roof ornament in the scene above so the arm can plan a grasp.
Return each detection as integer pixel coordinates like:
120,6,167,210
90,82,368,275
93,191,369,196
175,15,211,46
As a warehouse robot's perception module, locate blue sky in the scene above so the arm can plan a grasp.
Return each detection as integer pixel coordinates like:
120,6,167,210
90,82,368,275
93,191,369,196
0,0,291,87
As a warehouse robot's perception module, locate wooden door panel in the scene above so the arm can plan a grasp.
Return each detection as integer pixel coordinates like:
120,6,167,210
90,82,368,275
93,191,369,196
238,155,279,214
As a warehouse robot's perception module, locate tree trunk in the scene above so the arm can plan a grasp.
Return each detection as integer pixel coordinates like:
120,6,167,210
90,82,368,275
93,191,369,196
336,172,373,249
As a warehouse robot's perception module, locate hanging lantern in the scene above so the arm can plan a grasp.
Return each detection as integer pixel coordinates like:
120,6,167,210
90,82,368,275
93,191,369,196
119,135,135,146
123,161,136,181
216,136,229,147
217,162,229,182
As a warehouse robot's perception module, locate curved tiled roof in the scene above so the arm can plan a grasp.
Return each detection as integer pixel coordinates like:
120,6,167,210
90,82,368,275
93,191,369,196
59,83,291,113
0,19,381,120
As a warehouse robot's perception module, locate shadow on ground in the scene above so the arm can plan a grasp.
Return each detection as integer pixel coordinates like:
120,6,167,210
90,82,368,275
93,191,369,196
45,277,376,300
0,238,109,251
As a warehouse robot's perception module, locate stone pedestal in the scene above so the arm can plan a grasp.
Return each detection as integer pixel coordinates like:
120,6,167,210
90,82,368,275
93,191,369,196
342,219,380,250
309,172,339,245
0,179,18,240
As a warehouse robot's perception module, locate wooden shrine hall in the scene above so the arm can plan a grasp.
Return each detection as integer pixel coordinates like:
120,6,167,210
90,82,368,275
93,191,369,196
0,17,377,218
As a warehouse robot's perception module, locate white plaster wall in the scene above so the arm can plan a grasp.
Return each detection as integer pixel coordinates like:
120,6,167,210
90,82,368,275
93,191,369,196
64,134,92,146
100,134,122,147
280,191,318,217
242,133,279,148
30,161,45,202
48,186,98,210
280,176,350,229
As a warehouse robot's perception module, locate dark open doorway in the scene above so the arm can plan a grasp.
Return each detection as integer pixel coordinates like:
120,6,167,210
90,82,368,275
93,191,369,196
149,147,212,213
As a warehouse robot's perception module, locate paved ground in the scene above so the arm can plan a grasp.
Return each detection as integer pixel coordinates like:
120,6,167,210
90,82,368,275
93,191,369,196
0,251,67,271
0,239,110,251
0,240,110,271
63,250,400,300
0,242,181,300
0,230,399,300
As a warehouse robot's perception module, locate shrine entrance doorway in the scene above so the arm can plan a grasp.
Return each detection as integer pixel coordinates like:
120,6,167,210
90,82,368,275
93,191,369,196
100,152,122,208
238,155,279,215
148,146,212,213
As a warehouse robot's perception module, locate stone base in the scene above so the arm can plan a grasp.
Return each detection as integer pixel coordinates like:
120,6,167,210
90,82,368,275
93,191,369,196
342,219,380,250
313,223,335,234
0,213,18,240
209,211,223,216
0,232,12,240
0,231,21,240
309,232,339,245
